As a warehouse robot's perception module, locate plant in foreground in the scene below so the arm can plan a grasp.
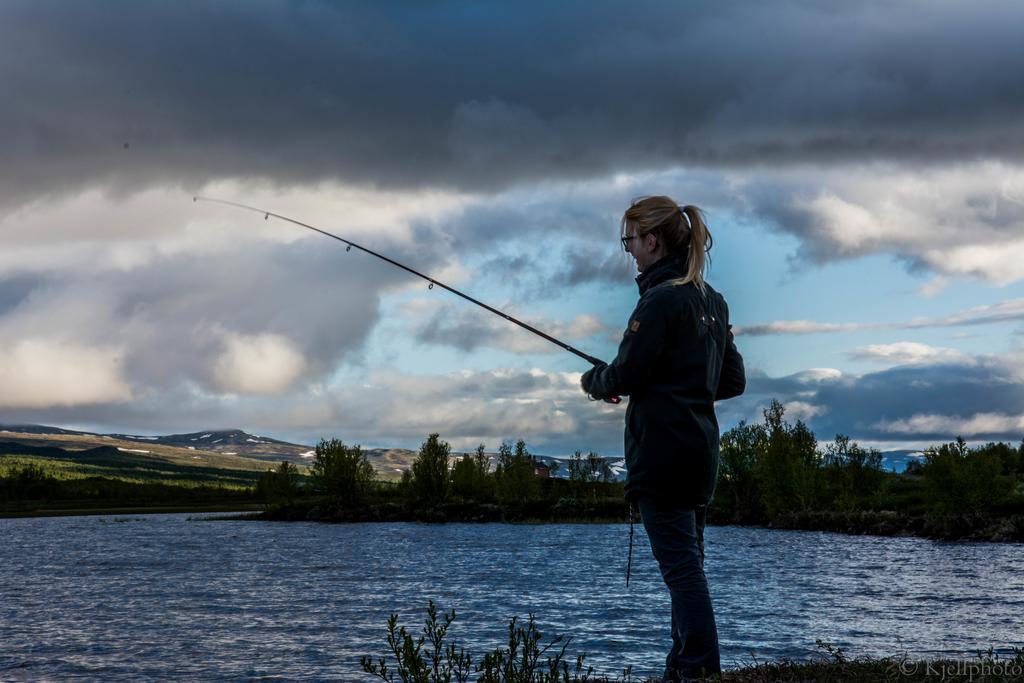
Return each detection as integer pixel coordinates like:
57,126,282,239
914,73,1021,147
363,606,1024,682
729,641,1024,682
360,600,628,682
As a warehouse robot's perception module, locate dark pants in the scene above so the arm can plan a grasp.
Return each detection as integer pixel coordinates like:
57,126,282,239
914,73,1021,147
637,497,721,681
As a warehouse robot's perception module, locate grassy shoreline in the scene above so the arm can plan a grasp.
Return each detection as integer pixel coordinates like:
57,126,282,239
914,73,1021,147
6,494,1024,545
255,498,1024,542
361,601,1024,682
0,502,264,519
715,653,1024,682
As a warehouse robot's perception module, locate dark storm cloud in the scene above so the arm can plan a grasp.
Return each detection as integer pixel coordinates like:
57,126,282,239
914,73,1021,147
730,357,1024,443
555,247,635,288
415,310,496,353
428,194,619,253
476,246,633,297
4,0,1024,208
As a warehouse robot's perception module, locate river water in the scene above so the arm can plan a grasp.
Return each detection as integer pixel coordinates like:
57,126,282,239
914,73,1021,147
1,514,1022,681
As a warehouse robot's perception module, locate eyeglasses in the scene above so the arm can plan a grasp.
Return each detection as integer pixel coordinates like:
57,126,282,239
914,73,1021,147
621,235,637,251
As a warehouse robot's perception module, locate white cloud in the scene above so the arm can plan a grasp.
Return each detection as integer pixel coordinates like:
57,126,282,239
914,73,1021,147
0,180,469,276
737,320,863,335
0,338,132,408
983,351,1024,384
793,368,843,384
849,342,971,366
739,297,1024,336
221,367,623,453
782,400,826,421
916,276,951,298
934,241,1024,285
743,161,1024,284
794,192,884,256
213,333,307,395
0,176,482,407
875,412,1024,437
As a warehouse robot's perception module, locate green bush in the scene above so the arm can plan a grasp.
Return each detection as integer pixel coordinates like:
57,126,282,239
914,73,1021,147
717,420,765,522
256,461,300,505
923,438,1016,513
0,463,58,501
822,434,884,511
714,403,894,521
411,433,451,505
753,400,821,515
449,444,494,503
308,438,375,506
564,450,613,502
495,440,538,505
361,601,618,682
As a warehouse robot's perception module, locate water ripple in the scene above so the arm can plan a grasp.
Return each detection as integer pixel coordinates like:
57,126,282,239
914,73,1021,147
0,515,1021,680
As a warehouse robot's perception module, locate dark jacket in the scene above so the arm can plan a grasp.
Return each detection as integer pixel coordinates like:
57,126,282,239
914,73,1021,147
582,255,745,506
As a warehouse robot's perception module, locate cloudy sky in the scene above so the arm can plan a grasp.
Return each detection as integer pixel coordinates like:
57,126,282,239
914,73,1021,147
3,0,1024,454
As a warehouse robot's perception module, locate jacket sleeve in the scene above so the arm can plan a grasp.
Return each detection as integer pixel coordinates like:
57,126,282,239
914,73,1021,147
715,322,745,401
585,292,668,400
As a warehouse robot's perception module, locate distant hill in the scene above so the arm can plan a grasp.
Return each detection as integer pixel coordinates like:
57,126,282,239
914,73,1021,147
0,425,593,483
0,424,313,464
0,424,417,481
0,424,92,437
110,428,321,464
0,439,264,488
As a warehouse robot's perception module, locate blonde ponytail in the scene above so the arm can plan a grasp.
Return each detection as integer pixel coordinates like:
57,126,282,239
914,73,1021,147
680,205,712,294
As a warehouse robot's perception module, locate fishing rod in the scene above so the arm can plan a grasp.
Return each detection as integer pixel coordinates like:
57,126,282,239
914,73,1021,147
193,196,621,404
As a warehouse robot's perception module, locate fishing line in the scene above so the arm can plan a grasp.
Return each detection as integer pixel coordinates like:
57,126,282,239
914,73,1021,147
193,196,621,404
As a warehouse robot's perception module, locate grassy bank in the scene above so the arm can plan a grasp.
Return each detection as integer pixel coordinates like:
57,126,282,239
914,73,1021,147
1,503,265,518
259,494,1024,542
720,651,1024,682
360,602,1024,682
260,495,629,524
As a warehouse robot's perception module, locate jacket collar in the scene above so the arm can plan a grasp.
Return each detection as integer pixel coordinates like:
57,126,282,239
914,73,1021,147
636,254,686,295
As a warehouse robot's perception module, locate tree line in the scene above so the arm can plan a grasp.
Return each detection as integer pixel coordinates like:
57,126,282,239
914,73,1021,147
8,395,1021,526
258,398,1024,525
257,434,623,520
715,399,1024,523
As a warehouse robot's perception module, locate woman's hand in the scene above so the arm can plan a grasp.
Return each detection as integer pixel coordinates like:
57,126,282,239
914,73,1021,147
581,363,606,396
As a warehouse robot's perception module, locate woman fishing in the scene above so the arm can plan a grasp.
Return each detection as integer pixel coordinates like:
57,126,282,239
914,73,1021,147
581,196,746,681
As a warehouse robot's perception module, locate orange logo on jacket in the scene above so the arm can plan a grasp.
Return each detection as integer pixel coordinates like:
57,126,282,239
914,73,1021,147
630,319,641,332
